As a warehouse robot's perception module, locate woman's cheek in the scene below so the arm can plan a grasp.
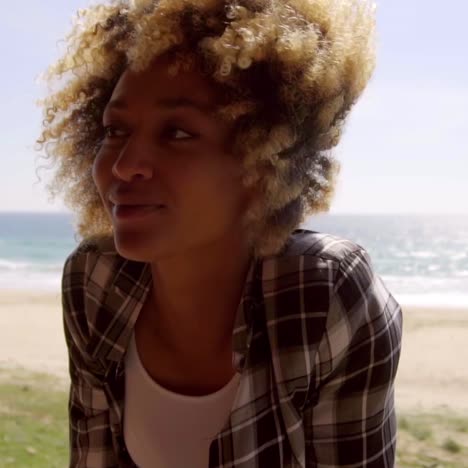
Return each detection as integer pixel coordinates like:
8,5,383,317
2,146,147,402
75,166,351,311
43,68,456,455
92,149,110,198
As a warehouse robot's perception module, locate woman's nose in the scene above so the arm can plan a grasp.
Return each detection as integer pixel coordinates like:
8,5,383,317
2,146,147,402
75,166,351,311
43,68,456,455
111,137,154,182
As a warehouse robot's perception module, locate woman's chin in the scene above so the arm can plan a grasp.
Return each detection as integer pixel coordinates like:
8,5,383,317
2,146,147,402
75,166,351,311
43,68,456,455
113,231,171,263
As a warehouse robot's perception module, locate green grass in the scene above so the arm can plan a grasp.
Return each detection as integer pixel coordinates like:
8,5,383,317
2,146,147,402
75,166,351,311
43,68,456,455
0,368,68,467
397,412,468,467
1,367,468,467
441,437,461,454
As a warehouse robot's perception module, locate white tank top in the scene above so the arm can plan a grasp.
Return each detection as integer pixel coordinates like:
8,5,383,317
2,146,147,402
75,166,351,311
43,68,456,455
123,331,241,468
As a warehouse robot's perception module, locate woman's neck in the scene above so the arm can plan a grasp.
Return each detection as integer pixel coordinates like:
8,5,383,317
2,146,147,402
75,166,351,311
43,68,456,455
147,236,254,358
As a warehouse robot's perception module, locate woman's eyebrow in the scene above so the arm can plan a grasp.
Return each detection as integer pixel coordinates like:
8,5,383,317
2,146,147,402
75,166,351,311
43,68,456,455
104,97,216,115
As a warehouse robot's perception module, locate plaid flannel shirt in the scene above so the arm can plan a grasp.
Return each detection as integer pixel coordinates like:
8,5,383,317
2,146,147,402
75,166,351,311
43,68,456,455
62,228,403,467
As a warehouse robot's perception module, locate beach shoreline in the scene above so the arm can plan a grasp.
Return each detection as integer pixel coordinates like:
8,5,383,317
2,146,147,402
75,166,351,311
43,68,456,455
1,289,467,414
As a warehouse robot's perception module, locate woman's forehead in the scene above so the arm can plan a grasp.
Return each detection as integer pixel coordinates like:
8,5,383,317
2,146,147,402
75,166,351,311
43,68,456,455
110,53,221,108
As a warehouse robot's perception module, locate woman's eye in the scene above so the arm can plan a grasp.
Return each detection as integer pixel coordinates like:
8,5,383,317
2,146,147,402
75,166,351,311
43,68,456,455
101,124,198,142
165,126,197,141
103,125,127,139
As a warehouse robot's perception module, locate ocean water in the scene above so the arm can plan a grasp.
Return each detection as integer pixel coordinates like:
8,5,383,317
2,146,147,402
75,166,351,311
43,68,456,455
303,214,468,308
0,213,77,291
1,212,467,308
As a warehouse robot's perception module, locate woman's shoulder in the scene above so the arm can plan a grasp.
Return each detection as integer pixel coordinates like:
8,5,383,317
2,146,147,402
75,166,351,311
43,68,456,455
275,228,369,265
264,228,385,304
61,235,149,372
264,231,401,355
269,228,399,321
61,235,126,293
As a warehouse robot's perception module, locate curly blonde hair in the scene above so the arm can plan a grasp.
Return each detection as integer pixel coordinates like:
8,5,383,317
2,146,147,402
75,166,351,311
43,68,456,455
36,0,376,258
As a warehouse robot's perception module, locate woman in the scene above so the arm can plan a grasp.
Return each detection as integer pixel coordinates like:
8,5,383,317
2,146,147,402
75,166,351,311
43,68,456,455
37,0,403,466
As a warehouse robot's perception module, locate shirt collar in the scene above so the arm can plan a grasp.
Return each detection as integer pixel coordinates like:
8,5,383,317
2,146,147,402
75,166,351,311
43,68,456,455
88,250,264,371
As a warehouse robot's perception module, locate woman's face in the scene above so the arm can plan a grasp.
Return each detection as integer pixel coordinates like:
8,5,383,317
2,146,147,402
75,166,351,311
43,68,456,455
93,54,251,262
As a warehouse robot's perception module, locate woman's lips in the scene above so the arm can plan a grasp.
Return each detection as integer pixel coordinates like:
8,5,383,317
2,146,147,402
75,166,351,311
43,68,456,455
112,204,166,221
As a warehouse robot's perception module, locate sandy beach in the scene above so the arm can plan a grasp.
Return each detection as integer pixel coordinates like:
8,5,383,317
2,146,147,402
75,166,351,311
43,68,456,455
1,290,467,413
0,290,67,379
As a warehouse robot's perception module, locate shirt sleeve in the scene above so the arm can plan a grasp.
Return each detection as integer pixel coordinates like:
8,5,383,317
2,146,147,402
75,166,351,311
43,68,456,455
304,248,403,467
62,252,118,468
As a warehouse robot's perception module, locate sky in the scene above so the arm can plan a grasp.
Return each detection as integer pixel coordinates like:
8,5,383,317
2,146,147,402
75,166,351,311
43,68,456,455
1,0,467,214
